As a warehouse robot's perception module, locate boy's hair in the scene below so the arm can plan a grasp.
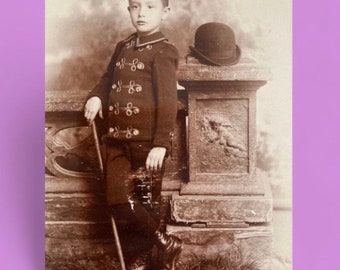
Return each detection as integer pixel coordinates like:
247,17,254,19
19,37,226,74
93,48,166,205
162,0,169,6
128,0,169,7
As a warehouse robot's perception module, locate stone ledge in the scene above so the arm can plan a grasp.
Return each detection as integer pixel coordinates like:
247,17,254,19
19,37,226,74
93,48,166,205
45,193,108,222
180,180,265,196
173,174,273,224
45,175,181,193
178,55,272,82
45,90,188,112
171,193,273,224
45,221,112,239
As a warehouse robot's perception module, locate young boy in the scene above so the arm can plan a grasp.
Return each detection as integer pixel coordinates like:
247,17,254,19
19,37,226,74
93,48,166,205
84,0,182,269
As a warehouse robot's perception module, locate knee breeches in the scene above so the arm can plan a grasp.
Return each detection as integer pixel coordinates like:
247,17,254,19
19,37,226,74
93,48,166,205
105,141,164,206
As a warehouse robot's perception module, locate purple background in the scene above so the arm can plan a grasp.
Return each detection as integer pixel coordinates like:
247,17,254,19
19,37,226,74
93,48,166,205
0,1,45,269
293,1,340,269
0,0,339,269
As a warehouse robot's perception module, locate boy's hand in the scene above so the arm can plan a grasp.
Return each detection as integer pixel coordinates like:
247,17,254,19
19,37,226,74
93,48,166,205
84,97,103,125
146,147,166,171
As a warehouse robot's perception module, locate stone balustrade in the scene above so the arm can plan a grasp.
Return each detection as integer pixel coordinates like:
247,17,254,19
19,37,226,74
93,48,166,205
45,55,273,269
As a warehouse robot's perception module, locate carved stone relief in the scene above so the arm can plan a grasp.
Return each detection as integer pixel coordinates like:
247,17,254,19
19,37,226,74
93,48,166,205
195,99,249,174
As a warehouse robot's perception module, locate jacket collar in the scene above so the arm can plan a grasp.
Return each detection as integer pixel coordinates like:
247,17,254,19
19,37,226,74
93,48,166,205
124,32,167,48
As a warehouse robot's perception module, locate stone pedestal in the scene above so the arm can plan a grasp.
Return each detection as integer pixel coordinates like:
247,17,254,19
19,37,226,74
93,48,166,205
169,57,273,269
179,64,267,195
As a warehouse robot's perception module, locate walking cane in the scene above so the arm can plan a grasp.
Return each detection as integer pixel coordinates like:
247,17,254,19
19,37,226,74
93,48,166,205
91,120,127,270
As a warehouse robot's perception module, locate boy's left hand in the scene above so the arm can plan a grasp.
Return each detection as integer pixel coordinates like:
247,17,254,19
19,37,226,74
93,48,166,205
146,147,166,171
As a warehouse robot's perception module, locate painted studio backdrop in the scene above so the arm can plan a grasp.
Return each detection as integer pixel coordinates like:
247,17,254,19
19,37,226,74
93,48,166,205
46,0,292,202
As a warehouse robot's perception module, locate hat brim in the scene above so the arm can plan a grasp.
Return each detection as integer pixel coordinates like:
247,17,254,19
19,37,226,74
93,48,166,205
189,45,241,66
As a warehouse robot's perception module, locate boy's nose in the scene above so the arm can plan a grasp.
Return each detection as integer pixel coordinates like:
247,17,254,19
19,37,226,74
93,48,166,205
138,6,145,17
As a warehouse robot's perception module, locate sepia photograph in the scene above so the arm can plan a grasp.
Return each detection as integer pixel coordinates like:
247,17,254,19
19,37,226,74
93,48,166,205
45,0,292,269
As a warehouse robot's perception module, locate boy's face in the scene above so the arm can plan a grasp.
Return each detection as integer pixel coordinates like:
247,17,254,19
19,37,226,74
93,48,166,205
128,0,170,36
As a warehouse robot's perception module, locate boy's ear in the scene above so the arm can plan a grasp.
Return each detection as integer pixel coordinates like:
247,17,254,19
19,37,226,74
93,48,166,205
127,6,131,12
161,6,170,20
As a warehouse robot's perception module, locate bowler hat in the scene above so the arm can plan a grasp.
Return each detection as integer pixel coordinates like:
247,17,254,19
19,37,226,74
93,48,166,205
189,22,241,66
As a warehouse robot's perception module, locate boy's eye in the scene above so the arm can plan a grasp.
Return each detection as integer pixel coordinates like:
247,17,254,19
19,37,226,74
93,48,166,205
148,5,154,9
130,4,138,10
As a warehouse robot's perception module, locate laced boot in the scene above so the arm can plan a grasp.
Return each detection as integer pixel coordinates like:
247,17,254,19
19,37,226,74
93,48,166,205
126,250,151,270
153,230,182,270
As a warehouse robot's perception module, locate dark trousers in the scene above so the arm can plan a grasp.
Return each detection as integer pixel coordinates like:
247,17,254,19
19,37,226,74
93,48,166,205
105,140,164,206
104,140,166,256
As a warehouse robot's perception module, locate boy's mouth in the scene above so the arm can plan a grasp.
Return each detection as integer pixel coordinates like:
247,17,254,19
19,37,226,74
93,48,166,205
137,21,147,25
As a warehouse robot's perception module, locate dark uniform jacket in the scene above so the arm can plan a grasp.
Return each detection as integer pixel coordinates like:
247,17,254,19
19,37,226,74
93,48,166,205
87,32,179,150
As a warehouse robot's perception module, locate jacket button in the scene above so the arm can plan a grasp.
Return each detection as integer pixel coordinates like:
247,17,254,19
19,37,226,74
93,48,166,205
108,106,113,111
109,128,114,133
137,62,145,70
133,129,140,136
112,84,117,89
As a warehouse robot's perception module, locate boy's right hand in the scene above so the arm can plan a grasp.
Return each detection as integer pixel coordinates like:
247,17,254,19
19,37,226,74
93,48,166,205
84,96,103,125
